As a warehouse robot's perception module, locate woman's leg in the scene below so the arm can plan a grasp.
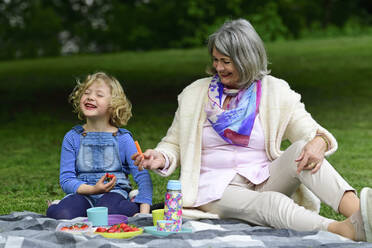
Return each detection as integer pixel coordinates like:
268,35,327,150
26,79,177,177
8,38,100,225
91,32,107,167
339,191,360,218
199,141,366,240
46,194,92,220
199,175,364,240
258,140,362,239
96,192,139,217
199,175,333,231
261,140,358,217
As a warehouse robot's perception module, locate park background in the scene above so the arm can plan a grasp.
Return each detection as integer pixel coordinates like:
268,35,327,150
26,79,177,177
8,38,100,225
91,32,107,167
0,0,371,222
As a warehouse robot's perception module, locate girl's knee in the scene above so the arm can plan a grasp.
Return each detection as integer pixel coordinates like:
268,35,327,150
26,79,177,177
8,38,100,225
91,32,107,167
46,205,58,219
46,194,90,219
96,192,123,207
96,193,139,216
47,206,81,220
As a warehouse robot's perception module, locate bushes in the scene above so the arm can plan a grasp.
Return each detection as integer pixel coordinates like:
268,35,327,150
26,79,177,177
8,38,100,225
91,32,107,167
300,17,372,39
0,0,371,60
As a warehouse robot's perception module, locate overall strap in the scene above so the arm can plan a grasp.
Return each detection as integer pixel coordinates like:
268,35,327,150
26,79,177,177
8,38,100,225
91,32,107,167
117,128,132,137
72,125,85,134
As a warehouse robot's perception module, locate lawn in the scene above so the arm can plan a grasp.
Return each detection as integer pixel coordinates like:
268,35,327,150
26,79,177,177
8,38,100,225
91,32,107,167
0,36,371,221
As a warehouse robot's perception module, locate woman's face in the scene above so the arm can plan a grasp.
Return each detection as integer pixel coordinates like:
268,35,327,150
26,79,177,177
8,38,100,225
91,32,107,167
212,47,240,88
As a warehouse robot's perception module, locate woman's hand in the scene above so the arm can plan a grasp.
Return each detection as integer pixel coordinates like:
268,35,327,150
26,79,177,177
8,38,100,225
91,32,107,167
295,136,328,174
131,149,166,171
77,174,116,195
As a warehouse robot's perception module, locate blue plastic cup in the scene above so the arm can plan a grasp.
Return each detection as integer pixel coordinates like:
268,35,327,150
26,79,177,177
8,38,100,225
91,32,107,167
87,207,108,226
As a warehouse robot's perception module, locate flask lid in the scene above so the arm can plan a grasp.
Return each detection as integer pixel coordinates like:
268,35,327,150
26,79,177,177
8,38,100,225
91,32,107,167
167,180,181,190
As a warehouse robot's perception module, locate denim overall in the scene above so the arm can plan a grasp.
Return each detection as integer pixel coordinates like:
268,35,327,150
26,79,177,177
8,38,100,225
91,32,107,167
73,126,132,205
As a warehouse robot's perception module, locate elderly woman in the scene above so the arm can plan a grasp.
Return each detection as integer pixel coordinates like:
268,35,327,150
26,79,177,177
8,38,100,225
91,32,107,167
132,19,372,242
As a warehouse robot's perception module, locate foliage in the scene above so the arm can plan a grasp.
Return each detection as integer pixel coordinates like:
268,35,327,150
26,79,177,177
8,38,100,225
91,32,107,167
0,0,371,60
248,2,290,41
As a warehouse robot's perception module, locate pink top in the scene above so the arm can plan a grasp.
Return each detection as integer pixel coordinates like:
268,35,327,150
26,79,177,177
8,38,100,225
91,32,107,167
193,113,271,207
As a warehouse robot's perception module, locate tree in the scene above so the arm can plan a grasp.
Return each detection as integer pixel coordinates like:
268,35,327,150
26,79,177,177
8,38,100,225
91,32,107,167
0,0,371,60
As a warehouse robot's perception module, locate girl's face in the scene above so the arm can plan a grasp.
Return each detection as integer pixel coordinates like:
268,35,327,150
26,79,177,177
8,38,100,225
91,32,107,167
212,47,240,89
80,80,112,121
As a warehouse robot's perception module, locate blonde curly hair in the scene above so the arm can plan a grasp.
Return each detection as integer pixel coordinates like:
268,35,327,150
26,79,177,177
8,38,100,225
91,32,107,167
69,72,132,127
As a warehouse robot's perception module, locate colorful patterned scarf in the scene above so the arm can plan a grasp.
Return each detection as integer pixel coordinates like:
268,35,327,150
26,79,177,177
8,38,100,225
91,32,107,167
206,74,261,147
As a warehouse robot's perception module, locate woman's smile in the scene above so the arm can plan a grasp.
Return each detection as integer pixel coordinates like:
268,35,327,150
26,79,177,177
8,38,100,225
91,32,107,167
219,73,232,79
212,47,240,88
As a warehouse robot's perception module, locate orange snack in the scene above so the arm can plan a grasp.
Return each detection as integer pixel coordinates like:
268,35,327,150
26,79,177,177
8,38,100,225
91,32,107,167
134,140,143,155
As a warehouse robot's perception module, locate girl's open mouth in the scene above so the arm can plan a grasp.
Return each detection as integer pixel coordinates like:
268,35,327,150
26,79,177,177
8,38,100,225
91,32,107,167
84,103,97,109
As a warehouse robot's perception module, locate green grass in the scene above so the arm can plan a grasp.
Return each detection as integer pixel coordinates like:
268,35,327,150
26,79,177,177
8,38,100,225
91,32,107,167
0,36,372,221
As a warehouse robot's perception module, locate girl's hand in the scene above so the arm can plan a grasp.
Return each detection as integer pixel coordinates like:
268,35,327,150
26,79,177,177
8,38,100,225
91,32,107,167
131,149,166,171
295,137,327,174
94,174,116,194
76,174,116,195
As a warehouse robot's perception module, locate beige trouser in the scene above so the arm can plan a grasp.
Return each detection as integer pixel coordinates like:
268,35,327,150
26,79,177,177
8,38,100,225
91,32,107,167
198,140,355,231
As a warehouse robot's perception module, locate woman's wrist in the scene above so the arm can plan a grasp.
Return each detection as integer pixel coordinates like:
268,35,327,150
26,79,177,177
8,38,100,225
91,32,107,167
315,134,329,152
157,151,167,169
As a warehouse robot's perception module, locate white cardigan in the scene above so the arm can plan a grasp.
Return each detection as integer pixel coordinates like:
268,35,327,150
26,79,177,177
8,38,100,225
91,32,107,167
155,75,337,219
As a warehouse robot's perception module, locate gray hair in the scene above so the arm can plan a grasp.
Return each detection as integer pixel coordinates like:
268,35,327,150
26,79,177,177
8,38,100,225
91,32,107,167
207,18,270,88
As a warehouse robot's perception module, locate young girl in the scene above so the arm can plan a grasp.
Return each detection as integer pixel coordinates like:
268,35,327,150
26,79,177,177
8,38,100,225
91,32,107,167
47,72,152,219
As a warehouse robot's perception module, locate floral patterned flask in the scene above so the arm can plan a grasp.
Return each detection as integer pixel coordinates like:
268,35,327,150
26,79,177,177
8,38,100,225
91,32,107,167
164,180,183,232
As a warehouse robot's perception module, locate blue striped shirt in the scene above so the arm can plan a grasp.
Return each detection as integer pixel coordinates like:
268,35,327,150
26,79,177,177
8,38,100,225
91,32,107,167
59,126,152,205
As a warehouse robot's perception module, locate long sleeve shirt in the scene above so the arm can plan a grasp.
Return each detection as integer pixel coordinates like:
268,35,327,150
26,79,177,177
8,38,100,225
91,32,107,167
59,127,152,205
